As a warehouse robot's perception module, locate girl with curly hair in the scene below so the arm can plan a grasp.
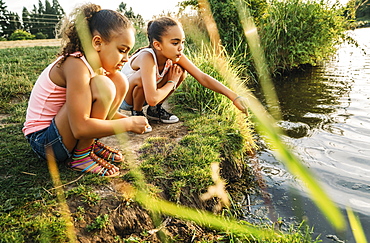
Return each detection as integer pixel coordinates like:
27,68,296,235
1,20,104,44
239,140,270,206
23,4,149,177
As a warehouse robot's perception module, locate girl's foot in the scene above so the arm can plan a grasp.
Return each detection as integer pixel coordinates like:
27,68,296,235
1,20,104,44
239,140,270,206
69,145,120,177
93,140,123,163
146,104,179,124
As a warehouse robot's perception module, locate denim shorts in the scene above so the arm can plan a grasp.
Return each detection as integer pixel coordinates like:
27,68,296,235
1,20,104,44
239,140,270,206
120,100,148,111
26,119,72,163
119,100,133,111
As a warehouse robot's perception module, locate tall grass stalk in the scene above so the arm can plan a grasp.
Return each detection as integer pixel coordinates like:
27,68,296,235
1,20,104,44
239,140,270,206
75,11,101,73
135,190,275,239
347,207,368,243
235,0,281,120
199,0,346,232
46,148,77,243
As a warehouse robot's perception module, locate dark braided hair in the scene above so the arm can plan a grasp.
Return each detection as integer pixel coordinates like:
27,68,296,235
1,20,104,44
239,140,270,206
58,3,133,64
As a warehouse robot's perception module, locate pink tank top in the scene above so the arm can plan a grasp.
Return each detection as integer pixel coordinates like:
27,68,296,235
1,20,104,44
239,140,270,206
22,53,94,136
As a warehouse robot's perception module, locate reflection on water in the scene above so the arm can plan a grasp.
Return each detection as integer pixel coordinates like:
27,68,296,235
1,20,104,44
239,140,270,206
253,27,370,242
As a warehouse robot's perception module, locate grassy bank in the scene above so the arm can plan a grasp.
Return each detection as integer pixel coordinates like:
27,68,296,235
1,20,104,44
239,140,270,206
0,43,323,242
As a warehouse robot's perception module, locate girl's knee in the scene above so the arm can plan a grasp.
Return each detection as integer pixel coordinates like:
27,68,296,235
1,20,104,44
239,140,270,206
129,71,144,88
91,75,116,102
112,72,129,91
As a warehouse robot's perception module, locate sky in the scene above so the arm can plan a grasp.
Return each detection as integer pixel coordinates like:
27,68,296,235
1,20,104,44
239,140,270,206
4,0,182,21
4,0,350,21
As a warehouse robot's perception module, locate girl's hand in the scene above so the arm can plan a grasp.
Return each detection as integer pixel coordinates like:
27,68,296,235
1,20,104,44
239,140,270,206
233,96,249,115
127,116,150,134
168,64,184,82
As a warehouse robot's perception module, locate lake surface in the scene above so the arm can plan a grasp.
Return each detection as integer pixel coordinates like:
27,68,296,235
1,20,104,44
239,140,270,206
250,27,370,242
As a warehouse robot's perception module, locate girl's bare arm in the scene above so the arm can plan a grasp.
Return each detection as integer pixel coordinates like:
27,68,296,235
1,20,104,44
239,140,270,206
135,52,183,106
177,55,238,101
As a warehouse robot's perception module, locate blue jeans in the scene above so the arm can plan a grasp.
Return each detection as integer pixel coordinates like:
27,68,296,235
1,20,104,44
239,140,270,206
26,119,71,163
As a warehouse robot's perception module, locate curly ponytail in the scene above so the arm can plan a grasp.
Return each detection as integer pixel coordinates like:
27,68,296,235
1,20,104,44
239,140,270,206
58,3,132,63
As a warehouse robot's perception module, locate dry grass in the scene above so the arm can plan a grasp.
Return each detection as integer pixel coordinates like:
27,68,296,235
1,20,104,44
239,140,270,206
0,39,62,49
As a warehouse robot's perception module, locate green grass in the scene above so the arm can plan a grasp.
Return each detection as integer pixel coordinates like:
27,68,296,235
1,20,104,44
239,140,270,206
0,46,58,121
138,114,253,205
0,42,321,241
0,47,116,241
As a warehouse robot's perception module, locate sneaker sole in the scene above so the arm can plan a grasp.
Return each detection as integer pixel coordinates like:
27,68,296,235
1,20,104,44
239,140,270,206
147,115,179,124
146,114,160,121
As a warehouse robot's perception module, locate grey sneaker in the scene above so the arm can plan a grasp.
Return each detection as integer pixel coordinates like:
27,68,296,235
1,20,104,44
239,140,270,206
146,105,179,124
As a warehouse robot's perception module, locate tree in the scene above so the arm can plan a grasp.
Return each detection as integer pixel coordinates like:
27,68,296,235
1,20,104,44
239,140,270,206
52,0,64,16
6,11,22,36
0,0,8,37
0,0,22,38
356,0,370,20
22,7,31,32
23,0,64,39
117,2,144,28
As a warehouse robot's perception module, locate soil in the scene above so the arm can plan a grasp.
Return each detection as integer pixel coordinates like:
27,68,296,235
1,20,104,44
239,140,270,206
6,40,251,242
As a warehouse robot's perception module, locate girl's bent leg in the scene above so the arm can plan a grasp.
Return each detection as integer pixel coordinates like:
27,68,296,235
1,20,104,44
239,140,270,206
90,75,117,120
123,71,146,112
69,75,120,175
54,75,121,176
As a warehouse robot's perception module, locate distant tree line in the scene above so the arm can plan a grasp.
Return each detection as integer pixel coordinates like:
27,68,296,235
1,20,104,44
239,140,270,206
0,0,144,41
0,0,64,40
353,0,370,20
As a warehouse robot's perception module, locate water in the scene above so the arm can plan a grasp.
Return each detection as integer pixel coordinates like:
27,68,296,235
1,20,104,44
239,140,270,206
251,27,370,242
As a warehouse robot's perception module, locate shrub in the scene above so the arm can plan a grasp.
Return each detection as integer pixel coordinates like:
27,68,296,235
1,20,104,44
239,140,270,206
35,32,48,39
206,0,346,77
8,30,35,41
259,0,346,74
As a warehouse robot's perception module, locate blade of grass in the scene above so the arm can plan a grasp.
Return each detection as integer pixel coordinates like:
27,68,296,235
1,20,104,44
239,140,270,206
235,0,281,120
347,207,368,243
76,11,102,73
135,190,275,239
46,147,77,243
